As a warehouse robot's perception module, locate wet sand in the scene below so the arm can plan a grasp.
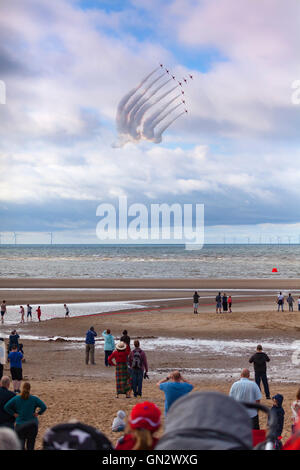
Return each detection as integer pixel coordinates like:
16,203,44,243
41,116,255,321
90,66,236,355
0,278,300,449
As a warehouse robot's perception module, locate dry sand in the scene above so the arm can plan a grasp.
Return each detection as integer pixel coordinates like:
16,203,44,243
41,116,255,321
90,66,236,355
1,278,300,450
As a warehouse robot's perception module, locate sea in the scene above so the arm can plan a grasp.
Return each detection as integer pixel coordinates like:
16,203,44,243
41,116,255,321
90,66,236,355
0,243,300,279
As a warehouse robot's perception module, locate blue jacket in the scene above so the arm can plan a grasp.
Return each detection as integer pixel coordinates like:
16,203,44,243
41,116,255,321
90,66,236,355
270,394,285,437
102,331,115,351
85,329,97,344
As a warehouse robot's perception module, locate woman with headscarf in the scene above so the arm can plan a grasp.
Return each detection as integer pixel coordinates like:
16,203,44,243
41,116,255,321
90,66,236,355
108,341,131,398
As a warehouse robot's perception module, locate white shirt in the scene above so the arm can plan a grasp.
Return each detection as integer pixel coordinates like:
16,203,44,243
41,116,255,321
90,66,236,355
229,378,262,418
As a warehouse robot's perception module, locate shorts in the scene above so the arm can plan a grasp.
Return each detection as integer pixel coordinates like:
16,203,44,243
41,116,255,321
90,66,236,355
193,303,198,309
216,302,221,308
10,367,23,381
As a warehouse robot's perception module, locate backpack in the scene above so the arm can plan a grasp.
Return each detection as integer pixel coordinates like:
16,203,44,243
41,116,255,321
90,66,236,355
131,350,142,369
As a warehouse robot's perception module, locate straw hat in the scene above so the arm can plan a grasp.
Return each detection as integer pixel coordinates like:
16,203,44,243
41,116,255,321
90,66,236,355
116,341,127,351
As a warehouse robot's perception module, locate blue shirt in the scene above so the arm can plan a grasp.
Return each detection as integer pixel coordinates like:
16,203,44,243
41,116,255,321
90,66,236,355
229,378,262,418
102,331,115,351
159,381,193,414
8,351,23,369
85,330,97,344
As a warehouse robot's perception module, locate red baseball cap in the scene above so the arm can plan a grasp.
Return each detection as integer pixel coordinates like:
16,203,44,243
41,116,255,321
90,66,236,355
129,401,161,432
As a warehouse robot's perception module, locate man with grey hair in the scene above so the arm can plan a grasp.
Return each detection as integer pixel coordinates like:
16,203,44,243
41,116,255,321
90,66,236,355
0,427,21,450
229,368,262,430
0,376,16,429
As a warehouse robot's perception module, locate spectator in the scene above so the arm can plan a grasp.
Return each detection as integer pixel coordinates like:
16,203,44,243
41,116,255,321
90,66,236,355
102,329,115,367
229,369,262,429
157,371,193,414
43,421,113,450
115,401,161,450
215,292,222,314
155,391,253,450
222,293,228,312
85,326,97,365
298,297,300,311
277,292,284,312
1,300,6,324
291,388,300,434
193,291,199,314
120,330,131,348
36,306,42,322
26,304,32,322
0,376,16,429
0,427,21,450
64,304,70,318
112,410,126,432
108,342,131,398
128,340,148,398
287,293,295,312
4,381,47,450
19,306,25,324
8,344,23,393
228,295,232,313
8,330,20,353
249,344,271,399
270,394,285,448
0,338,5,380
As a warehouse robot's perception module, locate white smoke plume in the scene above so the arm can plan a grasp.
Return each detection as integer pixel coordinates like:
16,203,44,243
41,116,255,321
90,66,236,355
113,66,189,147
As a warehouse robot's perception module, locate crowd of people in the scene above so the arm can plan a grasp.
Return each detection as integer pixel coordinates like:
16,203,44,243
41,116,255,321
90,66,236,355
0,301,71,324
0,294,299,451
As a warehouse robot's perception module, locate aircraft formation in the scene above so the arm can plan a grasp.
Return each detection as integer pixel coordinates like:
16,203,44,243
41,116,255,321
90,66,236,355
113,64,193,147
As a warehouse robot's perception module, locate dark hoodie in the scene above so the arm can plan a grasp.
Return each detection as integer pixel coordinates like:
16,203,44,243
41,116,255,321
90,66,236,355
249,352,270,373
270,394,284,438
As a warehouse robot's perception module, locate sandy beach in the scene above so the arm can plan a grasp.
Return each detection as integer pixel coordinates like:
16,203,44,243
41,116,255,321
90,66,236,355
0,278,299,450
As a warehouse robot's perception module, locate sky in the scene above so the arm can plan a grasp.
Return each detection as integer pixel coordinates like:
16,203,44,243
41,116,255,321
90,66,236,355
1,0,300,244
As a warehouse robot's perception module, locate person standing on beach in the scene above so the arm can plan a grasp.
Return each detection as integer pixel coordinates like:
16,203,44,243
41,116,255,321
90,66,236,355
287,293,295,312
249,344,271,399
229,368,262,430
1,301,6,324
277,292,284,312
19,306,25,324
108,341,131,398
298,297,300,312
222,293,228,312
216,292,222,314
36,306,42,322
157,371,194,414
8,345,23,393
85,327,97,365
102,329,115,367
64,304,70,318
4,381,47,450
26,304,32,322
120,330,131,348
0,376,16,430
228,295,232,313
193,291,200,314
128,340,149,398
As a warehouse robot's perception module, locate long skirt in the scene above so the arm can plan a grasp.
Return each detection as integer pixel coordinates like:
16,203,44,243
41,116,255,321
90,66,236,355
116,362,131,395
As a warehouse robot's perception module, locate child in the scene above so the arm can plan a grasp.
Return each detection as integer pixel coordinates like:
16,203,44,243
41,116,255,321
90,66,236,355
115,401,161,450
112,410,126,432
270,394,285,449
291,388,300,433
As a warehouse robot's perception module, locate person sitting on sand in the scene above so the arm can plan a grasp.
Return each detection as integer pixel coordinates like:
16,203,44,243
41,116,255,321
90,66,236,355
115,401,161,450
112,410,126,432
108,342,131,398
157,371,194,415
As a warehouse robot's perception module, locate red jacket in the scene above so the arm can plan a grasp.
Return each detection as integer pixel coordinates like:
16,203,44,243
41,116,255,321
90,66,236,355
108,345,130,365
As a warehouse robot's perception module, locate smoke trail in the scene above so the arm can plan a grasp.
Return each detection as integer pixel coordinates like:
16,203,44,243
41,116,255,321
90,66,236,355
113,66,188,146
142,102,183,140
152,111,186,143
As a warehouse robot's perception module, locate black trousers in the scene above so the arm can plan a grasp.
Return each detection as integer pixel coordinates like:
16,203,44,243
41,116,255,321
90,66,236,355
16,422,38,450
252,414,260,430
255,371,270,398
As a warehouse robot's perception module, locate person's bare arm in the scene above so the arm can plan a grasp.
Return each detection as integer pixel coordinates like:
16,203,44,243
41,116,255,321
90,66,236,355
156,376,170,387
